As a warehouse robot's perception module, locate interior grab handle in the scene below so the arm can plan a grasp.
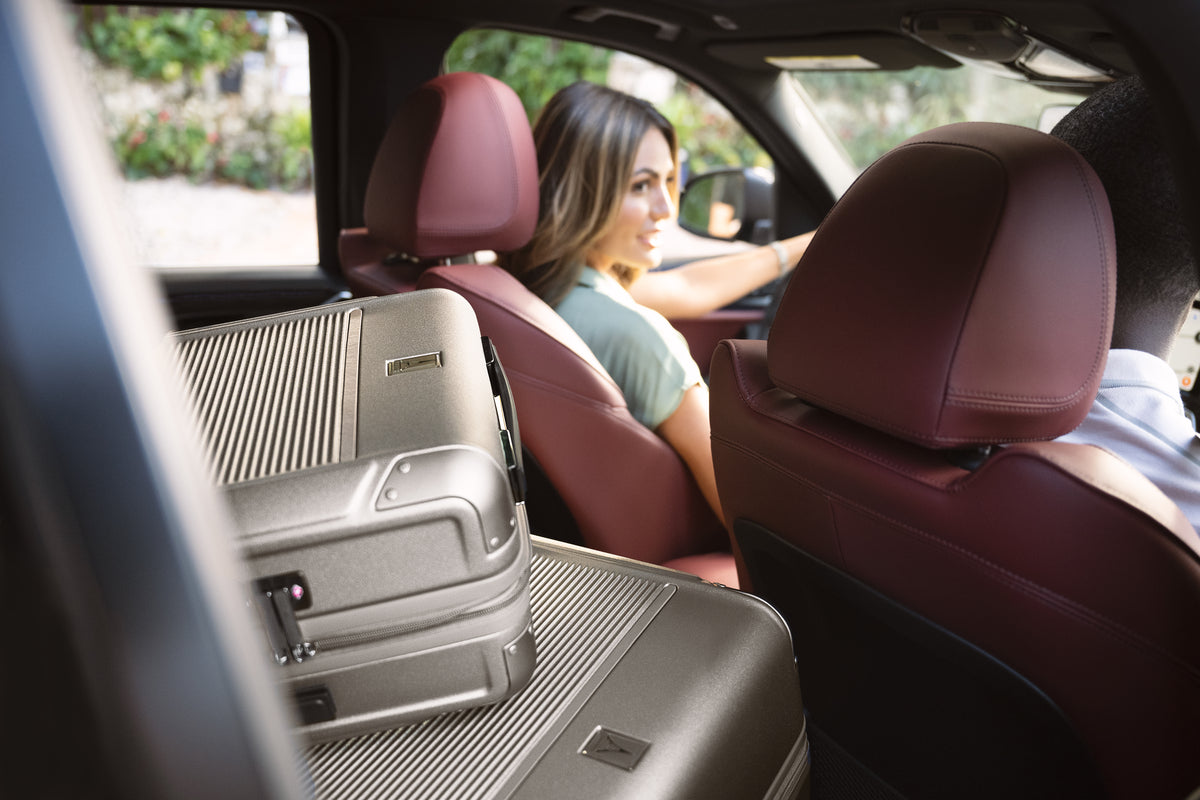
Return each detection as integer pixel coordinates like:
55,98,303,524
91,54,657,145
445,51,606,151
570,6,682,41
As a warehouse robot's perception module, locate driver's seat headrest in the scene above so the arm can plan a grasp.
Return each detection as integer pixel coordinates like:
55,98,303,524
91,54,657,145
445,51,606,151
769,121,1115,448
362,71,538,259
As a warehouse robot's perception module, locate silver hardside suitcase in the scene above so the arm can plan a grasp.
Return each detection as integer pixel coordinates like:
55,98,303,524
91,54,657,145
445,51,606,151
172,289,535,742
303,538,811,799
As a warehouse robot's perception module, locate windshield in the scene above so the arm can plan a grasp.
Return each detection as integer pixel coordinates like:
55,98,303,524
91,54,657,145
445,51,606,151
789,65,1088,172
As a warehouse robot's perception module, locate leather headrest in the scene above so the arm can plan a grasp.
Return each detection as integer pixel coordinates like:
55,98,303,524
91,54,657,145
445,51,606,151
363,72,538,259
769,122,1115,448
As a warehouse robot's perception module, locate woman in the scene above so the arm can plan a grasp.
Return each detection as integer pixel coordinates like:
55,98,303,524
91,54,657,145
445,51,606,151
501,82,812,521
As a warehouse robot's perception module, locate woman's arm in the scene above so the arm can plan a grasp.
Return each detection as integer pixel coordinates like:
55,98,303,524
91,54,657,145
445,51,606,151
631,230,814,319
656,383,724,524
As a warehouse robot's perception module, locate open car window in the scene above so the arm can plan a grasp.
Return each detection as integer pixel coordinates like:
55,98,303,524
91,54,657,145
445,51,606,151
788,64,1087,173
68,5,317,268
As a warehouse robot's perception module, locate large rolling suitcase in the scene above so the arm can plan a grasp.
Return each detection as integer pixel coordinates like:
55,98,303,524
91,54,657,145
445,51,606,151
171,289,535,742
304,538,811,800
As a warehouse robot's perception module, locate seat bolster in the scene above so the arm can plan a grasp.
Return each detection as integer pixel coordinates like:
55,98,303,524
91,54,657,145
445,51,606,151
1016,440,1199,553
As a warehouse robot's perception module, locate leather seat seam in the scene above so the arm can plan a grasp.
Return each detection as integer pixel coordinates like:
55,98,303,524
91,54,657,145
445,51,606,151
508,367,624,415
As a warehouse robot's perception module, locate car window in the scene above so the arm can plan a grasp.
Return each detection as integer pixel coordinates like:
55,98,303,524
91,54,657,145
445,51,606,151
68,6,317,268
445,29,767,263
788,64,1087,172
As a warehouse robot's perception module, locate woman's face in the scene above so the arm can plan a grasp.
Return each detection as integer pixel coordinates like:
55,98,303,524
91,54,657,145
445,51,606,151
587,127,676,276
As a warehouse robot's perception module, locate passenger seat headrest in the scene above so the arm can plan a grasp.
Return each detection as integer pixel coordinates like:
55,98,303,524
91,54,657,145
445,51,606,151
769,122,1115,448
363,72,538,259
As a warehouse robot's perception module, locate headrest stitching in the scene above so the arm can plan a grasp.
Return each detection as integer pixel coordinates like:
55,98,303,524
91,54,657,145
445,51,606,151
944,397,1093,413
929,140,1006,441
1063,142,1113,399
943,141,1110,417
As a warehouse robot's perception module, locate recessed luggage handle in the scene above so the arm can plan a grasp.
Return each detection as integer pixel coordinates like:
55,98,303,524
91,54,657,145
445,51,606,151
482,337,527,503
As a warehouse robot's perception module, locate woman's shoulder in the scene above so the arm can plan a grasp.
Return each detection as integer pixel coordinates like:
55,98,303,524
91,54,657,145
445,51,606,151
558,277,670,347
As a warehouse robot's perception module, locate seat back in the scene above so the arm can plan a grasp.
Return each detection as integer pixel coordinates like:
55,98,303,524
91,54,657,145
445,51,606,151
419,263,727,566
710,122,1200,799
348,72,729,574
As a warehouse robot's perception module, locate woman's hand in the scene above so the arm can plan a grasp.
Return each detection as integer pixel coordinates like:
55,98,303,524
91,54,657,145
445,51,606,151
630,230,815,319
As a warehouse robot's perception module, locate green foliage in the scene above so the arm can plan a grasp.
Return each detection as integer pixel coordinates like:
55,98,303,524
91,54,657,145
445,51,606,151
113,108,312,190
74,6,310,191
213,109,313,190
445,29,769,177
445,30,611,120
269,109,314,190
77,7,266,83
658,85,769,176
114,110,218,180
796,68,965,167
794,66,1061,169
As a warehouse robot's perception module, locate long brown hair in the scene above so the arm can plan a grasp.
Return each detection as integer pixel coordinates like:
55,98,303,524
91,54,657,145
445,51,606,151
499,82,679,307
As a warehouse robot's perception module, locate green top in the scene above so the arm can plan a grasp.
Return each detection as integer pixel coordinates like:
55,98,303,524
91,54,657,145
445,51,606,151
554,266,703,429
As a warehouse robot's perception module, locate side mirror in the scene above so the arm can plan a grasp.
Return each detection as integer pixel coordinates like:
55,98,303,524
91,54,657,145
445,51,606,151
678,167,776,244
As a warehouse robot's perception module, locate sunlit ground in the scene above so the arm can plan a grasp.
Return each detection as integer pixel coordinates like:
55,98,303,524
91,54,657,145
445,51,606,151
121,176,319,268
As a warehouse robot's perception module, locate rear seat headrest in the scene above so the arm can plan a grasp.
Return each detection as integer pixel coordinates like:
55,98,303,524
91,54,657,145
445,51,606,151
768,122,1115,448
363,72,538,259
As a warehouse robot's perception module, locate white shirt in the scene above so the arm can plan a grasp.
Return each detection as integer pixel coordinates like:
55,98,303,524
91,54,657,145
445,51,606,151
1058,349,1200,531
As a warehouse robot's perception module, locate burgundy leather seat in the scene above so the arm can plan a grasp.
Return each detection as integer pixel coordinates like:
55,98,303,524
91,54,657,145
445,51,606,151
709,122,1200,799
343,72,732,584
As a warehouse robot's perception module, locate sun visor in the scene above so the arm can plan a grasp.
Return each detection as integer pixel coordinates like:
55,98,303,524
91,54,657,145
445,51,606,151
707,34,959,71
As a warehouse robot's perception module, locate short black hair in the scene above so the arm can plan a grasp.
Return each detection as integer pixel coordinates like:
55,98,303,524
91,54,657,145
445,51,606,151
1052,77,1198,343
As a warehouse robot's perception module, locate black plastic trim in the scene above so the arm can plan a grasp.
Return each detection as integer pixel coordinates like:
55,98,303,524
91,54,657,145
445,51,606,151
735,520,1106,800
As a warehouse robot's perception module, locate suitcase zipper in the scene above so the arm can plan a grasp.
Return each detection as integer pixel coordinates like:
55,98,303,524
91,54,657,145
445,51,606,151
314,568,531,653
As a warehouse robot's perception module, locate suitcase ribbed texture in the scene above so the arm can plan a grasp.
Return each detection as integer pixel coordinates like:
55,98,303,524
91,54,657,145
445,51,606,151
174,309,355,485
303,551,670,799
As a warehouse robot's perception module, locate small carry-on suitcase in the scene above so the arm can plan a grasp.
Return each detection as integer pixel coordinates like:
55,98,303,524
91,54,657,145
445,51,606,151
171,289,535,742
304,538,811,800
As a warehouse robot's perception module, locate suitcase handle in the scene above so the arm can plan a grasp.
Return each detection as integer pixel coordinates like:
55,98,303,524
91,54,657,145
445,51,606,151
482,337,527,503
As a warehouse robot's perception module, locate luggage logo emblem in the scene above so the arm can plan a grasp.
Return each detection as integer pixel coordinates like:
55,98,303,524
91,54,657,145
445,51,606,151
385,351,442,376
579,726,651,771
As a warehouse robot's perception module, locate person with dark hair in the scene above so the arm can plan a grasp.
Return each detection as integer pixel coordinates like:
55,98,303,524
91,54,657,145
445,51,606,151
1052,76,1200,529
501,82,812,521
